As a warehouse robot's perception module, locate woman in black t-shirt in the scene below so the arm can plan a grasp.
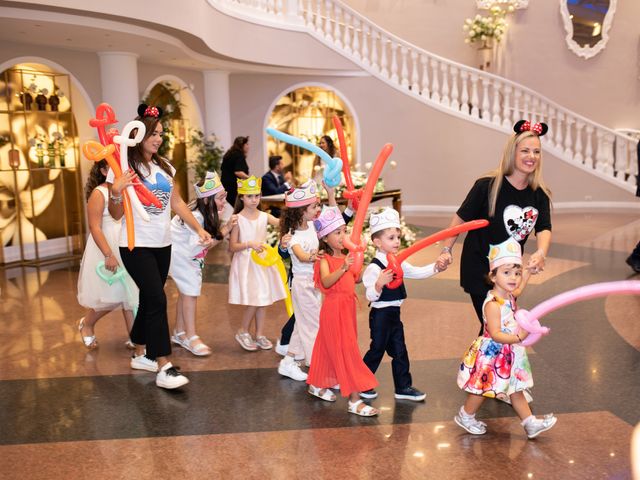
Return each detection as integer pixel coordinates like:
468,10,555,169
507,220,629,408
221,136,250,206
436,121,552,330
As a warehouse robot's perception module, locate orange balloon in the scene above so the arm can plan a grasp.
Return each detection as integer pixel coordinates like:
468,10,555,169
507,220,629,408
82,140,135,251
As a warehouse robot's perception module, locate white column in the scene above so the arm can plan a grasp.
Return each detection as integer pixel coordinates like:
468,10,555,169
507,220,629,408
97,52,139,130
203,70,232,150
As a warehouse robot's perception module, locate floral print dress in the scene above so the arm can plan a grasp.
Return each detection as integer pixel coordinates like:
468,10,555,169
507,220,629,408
457,292,533,400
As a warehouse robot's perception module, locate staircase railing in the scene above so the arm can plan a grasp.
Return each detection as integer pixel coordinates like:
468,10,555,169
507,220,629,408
208,0,638,192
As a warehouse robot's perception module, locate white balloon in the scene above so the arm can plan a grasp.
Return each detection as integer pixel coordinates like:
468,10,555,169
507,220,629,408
113,121,150,222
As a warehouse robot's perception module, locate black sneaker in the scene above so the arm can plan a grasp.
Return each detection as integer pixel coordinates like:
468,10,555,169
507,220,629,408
359,389,378,399
394,386,426,401
626,255,640,274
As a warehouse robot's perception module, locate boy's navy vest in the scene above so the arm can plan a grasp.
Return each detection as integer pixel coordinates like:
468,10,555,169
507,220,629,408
370,257,407,302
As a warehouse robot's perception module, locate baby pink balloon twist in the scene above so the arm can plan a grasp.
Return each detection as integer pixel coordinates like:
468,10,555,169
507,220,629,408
515,280,640,346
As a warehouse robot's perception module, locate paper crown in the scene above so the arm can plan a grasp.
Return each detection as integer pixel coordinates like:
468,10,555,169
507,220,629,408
487,237,522,270
313,206,345,238
369,207,401,235
195,171,224,199
285,180,318,208
237,176,262,195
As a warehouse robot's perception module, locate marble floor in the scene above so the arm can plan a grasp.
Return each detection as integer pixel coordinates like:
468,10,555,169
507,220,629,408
1,212,639,479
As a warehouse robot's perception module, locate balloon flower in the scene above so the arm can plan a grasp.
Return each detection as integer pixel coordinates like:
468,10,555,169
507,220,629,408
82,141,136,251
331,115,362,211
515,280,640,346
342,143,394,274
386,220,490,289
251,244,294,317
95,261,139,318
266,127,343,187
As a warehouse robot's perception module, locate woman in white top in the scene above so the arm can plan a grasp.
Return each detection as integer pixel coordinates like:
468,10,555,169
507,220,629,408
107,104,212,389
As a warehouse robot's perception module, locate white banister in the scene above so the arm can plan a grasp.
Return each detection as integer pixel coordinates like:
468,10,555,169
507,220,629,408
208,0,638,194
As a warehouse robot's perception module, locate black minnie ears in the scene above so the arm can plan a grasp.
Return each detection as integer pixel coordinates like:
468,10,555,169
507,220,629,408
137,103,163,119
514,120,548,136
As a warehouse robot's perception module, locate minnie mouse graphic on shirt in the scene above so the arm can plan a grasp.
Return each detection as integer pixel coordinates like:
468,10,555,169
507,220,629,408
503,205,539,242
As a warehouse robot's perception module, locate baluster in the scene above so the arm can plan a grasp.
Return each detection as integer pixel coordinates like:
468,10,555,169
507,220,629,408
400,46,409,88
343,12,352,54
603,133,615,175
449,66,460,111
512,90,521,124
305,0,314,26
614,136,628,180
530,97,539,124
370,29,379,72
470,73,480,118
314,0,323,30
440,63,450,107
480,78,490,121
430,58,440,103
459,70,470,115
324,0,333,40
595,130,606,172
563,117,574,158
574,121,584,164
390,41,399,83
502,85,512,128
360,23,370,66
275,0,283,15
627,137,639,187
333,4,342,48
491,80,501,125
410,50,419,93
522,93,531,120
420,54,430,98
380,35,389,78
352,18,361,60
584,125,594,168
554,111,564,151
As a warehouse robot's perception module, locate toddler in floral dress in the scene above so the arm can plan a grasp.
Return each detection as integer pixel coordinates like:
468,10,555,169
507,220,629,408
455,237,557,439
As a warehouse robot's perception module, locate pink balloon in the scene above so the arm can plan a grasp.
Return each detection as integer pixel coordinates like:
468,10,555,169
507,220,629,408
515,280,640,346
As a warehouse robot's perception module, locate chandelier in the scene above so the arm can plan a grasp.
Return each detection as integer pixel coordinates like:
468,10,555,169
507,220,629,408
476,0,528,9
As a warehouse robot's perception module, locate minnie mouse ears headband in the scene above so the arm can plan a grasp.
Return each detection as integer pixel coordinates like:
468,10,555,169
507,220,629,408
137,103,164,119
514,120,548,137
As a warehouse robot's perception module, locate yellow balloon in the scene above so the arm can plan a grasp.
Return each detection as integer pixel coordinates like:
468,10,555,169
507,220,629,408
251,244,294,317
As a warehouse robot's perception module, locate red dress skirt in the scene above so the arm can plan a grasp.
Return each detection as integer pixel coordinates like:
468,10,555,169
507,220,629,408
306,254,378,397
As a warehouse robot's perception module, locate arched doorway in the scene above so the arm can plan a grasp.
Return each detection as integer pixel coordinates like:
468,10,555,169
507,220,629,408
266,85,357,184
0,62,89,265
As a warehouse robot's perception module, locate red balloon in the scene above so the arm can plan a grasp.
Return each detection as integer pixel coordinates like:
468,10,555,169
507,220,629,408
386,219,489,289
89,103,118,147
332,115,360,211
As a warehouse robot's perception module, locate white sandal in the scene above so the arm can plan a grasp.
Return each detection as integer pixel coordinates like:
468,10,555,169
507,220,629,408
183,335,212,356
348,400,379,417
308,385,336,402
78,317,97,349
170,331,187,347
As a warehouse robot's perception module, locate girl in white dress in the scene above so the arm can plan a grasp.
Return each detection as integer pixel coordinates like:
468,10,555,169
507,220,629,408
229,176,286,351
169,171,237,356
77,160,139,349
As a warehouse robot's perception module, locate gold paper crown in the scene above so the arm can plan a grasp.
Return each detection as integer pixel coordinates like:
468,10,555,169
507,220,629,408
195,171,224,199
237,175,262,195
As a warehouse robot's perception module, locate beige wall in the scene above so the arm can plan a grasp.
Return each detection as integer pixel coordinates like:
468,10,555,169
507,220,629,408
343,0,640,130
230,73,636,208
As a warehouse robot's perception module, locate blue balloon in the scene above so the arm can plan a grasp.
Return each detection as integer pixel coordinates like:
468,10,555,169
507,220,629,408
266,127,343,187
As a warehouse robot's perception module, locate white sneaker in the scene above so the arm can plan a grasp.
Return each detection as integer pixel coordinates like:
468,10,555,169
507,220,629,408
454,411,487,435
523,414,557,439
130,354,158,372
275,339,288,356
278,357,308,381
155,362,189,389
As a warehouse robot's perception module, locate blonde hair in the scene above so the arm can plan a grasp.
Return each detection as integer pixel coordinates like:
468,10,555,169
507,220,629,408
485,131,552,217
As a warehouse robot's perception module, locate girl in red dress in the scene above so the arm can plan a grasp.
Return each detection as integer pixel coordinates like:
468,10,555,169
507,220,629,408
307,206,379,416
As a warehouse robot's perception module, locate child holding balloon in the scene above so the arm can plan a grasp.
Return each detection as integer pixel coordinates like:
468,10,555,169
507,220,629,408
77,160,139,349
360,207,441,402
228,176,287,351
455,237,557,438
306,206,379,416
169,171,237,356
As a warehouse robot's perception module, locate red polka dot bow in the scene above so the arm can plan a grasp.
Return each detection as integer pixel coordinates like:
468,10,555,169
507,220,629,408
513,120,548,136
144,106,159,118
